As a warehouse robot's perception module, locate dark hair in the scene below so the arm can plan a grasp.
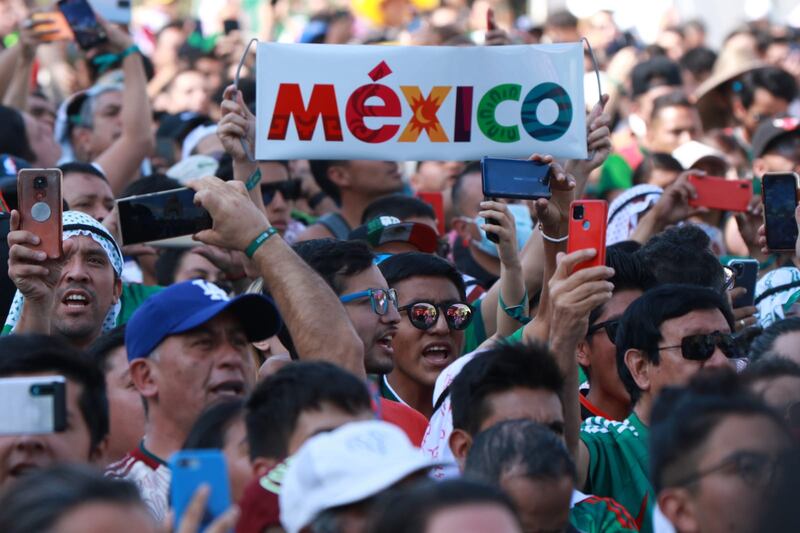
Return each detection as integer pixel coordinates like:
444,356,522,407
632,152,684,185
588,246,657,327
0,464,143,533
183,400,244,450
120,174,182,197
379,252,466,301
465,419,575,486
59,162,108,183
292,239,374,295
742,356,800,385
616,284,734,405
650,368,789,492
155,248,189,286
87,324,127,373
245,362,372,460
679,47,717,78
545,9,577,28
748,317,800,361
631,57,682,98
0,106,35,162
650,90,694,122
0,335,109,453
309,160,342,205
637,224,725,292
451,161,481,216
366,479,519,533
450,342,564,436
361,194,436,224
737,67,798,110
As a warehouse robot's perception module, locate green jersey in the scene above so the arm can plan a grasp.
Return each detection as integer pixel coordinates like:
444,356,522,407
571,494,640,532
580,413,653,533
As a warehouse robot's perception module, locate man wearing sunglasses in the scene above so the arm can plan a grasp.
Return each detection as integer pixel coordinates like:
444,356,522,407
378,252,472,419
651,369,793,533
576,284,738,533
258,161,300,238
576,247,656,421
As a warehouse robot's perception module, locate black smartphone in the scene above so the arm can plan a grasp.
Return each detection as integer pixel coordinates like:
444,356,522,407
728,259,758,308
481,157,551,200
762,172,799,251
57,0,109,50
117,188,212,246
223,19,240,35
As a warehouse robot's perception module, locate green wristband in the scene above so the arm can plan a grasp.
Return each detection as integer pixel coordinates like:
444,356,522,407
499,291,531,325
245,228,278,258
245,168,262,191
121,45,140,58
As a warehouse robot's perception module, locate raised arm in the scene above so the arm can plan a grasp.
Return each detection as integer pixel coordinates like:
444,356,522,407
93,19,154,195
188,176,366,379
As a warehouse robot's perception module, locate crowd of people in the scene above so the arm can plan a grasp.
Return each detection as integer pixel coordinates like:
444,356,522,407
0,0,799,532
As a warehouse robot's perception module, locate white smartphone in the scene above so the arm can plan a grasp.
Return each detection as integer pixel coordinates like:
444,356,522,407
0,376,67,435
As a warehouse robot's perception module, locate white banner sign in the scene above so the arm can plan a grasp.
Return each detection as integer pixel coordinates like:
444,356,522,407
255,43,587,161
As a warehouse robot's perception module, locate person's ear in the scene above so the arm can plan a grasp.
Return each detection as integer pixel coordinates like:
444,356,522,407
731,97,747,123
252,456,278,478
576,339,591,368
327,164,351,189
448,429,473,473
90,435,109,465
752,157,768,178
624,348,651,394
129,359,158,400
659,488,700,533
112,276,123,305
452,218,472,242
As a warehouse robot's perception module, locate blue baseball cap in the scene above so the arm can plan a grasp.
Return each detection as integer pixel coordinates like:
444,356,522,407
125,280,282,361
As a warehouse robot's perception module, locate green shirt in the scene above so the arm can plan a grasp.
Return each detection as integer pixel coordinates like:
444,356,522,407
571,494,640,533
461,301,487,354
581,413,653,533
117,283,163,325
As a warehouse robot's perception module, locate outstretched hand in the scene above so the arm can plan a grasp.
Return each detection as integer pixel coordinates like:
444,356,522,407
218,85,256,162
479,200,521,269
530,154,575,236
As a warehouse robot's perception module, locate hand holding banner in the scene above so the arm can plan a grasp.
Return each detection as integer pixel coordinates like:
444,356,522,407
255,43,587,161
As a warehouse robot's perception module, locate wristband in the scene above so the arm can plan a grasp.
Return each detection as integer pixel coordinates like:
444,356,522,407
539,223,568,243
245,227,278,258
121,45,140,59
499,291,532,325
245,168,262,191
92,45,141,75
308,190,328,210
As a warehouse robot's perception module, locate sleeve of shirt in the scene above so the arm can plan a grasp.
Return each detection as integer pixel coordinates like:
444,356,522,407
580,418,610,495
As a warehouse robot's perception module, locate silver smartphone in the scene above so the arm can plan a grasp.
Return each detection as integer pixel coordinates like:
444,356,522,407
0,376,67,435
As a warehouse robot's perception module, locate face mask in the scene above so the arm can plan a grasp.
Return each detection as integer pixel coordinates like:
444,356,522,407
471,203,534,258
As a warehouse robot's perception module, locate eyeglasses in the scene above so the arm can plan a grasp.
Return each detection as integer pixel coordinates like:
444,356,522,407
261,179,302,205
587,319,619,344
673,450,780,487
398,301,473,331
339,288,398,316
657,331,741,361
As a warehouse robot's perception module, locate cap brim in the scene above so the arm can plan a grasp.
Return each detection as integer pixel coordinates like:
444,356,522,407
170,293,282,342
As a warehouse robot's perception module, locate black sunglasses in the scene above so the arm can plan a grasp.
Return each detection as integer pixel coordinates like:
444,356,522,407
261,179,302,205
657,331,741,361
398,301,473,331
587,319,619,344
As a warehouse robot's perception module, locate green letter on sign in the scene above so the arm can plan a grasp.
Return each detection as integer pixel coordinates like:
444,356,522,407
477,84,521,143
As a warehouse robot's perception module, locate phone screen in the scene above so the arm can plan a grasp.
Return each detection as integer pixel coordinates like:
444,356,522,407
117,188,212,246
763,173,798,251
481,157,551,200
58,0,108,50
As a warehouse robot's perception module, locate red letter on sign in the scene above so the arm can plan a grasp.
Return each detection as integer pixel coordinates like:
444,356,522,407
268,83,343,141
345,84,401,144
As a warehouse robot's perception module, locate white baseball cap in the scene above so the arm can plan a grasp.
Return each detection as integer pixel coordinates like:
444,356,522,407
279,420,441,533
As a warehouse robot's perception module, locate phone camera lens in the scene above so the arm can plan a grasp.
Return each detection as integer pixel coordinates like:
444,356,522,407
733,263,744,275
33,176,47,190
30,385,41,396
572,205,584,220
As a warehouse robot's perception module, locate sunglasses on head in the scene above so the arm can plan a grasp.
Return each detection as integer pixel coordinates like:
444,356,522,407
261,179,302,205
657,331,741,361
587,319,619,344
398,301,473,331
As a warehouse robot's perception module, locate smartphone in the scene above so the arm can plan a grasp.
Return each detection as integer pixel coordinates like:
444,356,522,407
17,168,63,259
169,450,232,531
688,175,753,212
31,12,73,42
57,0,108,50
0,376,66,435
481,157,551,200
223,19,240,35
117,188,212,247
727,258,758,308
416,191,445,235
567,200,608,272
762,172,799,251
